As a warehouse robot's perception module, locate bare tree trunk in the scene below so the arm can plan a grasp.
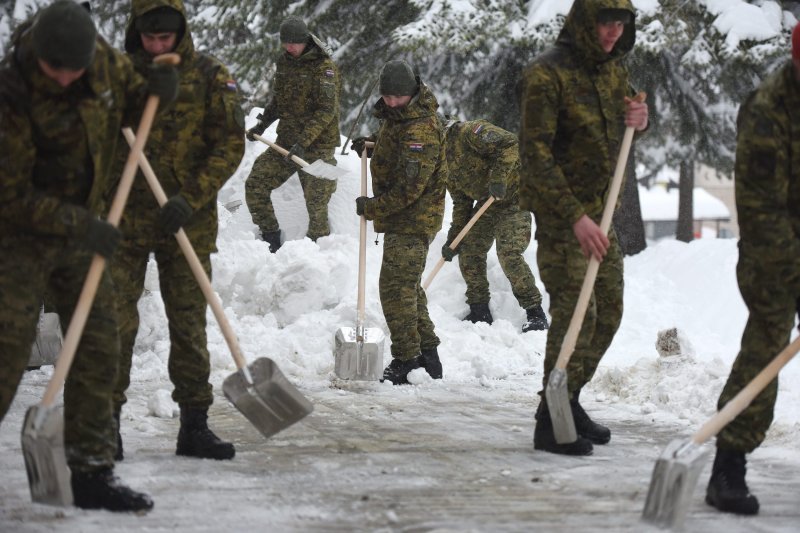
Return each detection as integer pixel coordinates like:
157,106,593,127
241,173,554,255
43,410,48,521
676,159,694,242
613,151,647,256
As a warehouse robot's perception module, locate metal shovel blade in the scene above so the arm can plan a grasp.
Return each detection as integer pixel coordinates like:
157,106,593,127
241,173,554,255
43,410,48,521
222,357,313,440
302,159,351,181
20,404,73,506
333,327,385,381
28,311,63,368
642,438,710,530
545,368,578,443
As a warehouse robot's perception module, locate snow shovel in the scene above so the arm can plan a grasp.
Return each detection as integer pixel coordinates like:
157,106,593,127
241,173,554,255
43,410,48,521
122,129,313,440
642,334,800,529
422,196,494,290
21,53,180,507
253,134,349,181
28,306,63,369
333,143,385,380
546,92,646,444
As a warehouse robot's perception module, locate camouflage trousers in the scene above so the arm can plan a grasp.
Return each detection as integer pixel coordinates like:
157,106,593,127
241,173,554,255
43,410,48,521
111,236,213,412
0,236,119,472
458,202,542,309
536,229,623,396
380,233,440,361
716,257,798,453
245,146,337,240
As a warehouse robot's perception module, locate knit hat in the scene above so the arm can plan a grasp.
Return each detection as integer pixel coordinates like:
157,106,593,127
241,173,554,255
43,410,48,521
32,0,97,70
597,8,633,25
135,6,183,34
279,16,309,44
379,60,417,96
793,22,800,61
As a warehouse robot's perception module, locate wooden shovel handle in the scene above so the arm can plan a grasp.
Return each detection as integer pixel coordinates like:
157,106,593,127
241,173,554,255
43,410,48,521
39,53,181,408
356,148,368,329
692,335,800,445
423,196,495,290
553,92,646,372
122,128,248,372
253,134,310,168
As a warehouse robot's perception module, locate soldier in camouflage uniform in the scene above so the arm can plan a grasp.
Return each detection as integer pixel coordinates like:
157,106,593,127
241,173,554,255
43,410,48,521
245,16,341,251
111,0,244,461
519,0,648,455
351,60,446,384
703,24,800,517
0,0,177,512
441,118,549,332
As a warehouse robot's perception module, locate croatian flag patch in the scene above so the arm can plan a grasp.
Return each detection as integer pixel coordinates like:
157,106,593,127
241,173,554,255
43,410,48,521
225,79,238,91
472,124,483,135
408,142,424,152
324,69,335,78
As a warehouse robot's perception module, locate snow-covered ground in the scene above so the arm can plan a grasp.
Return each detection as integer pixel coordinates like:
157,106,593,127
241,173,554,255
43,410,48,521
1,122,798,531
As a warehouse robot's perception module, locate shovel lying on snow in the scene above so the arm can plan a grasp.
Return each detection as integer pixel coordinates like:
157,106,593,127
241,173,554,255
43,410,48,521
422,196,494,290
333,143,385,380
642,335,800,529
253,134,350,181
123,129,313,439
21,52,180,507
546,92,646,444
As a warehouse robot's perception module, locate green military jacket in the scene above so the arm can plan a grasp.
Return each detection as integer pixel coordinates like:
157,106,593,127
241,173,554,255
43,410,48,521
122,0,245,250
735,61,800,295
445,119,520,242
519,0,638,235
0,22,147,241
259,37,341,151
363,83,446,237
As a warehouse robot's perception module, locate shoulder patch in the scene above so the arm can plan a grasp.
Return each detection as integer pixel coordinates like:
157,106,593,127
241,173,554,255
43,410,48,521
471,124,483,135
407,142,424,152
224,79,238,92
324,69,335,78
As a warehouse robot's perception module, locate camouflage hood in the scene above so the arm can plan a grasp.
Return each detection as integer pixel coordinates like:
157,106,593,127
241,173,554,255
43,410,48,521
124,0,194,64
558,0,636,65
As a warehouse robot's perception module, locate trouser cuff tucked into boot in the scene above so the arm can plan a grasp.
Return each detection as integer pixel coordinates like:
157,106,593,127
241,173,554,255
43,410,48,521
705,448,759,515
176,407,236,460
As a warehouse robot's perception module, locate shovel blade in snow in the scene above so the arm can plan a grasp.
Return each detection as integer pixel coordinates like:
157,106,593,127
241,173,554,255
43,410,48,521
20,405,73,506
222,357,313,440
302,159,351,181
333,327,385,381
28,311,63,368
544,368,578,444
642,438,710,530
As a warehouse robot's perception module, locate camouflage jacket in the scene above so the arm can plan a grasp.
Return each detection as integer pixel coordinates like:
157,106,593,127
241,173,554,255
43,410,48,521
0,22,147,242
259,37,341,151
735,61,800,295
122,0,245,248
445,119,520,242
519,0,638,235
363,84,446,236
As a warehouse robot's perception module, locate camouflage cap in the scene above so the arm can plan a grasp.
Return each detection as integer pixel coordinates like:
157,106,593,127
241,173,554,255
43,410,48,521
135,6,183,34
379,60,417,96
279,16,309,44
32,0,97,70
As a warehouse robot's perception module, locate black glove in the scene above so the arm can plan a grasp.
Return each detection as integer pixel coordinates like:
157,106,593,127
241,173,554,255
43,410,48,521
351,137,374,158
285,143,305,162
147,63,179,104
355,196,369,217
442,243,458,262
246,122,266,142
83,218,122,259
489,182,506,200
158,194,193,234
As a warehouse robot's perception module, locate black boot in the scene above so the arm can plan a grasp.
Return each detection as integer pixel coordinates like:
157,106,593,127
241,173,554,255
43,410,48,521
261,230,282,253
705,449,759,515
176,407,236,460
463,303,493,325
113,410,123,462
381,357,421,385
570,397,610,444
71,467,153,513
418,347,442,379
533,401,593,456
522,304,549,332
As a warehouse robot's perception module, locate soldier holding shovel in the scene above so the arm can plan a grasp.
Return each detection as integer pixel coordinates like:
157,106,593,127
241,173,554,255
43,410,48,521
519,0,648,455
0,0,177,511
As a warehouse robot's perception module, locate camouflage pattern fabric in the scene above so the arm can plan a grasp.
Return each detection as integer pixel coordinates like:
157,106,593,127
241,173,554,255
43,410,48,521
716,61,800,453
0,25,148,471
445,120,542,308
112,0,244,411
380,234,440,361
245,34,340,238
518,0,636,396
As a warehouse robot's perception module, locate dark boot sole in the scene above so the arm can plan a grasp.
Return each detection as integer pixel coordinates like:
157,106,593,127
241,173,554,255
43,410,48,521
705,492,759,515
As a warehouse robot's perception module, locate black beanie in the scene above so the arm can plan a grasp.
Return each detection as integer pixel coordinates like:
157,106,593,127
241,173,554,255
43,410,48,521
32,0,97,70
379,60,417,96
135,6,183,34
279,16,309,44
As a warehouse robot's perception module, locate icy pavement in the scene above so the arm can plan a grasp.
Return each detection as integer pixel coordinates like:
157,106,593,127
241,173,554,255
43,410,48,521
2,369,798,532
